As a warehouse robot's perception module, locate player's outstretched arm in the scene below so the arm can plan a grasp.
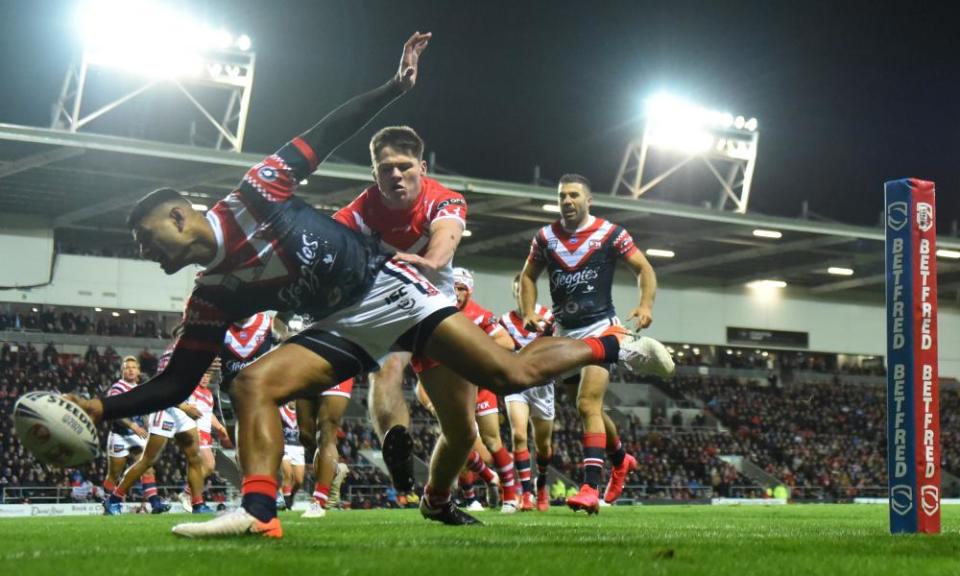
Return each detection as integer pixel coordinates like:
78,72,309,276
299,31,431,163
71,348,217,424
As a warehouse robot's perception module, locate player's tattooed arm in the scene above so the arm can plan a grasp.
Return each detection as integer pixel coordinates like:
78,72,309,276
298,31,431,163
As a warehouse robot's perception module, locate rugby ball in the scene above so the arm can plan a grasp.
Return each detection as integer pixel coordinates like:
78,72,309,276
13,392,99,467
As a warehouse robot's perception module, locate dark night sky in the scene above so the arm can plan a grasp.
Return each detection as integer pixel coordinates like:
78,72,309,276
1,0,958,230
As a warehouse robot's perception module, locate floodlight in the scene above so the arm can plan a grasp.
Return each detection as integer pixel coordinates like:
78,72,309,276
827,267,854,276
236,34,252,51
746,279,787,289
75,0,250,79
542,204,561,213
622,92,761,211
937,249,960,259
645,248,675,258
752,229,782,239
210,28,234,50
462,230,473,237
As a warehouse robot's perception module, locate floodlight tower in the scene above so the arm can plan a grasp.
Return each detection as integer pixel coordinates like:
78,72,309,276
51,0,256,152
611,93,759,213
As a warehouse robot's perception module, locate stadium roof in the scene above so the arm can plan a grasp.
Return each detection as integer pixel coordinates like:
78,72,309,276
1,123,959,306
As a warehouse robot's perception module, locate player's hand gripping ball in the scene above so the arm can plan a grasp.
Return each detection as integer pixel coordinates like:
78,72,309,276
13,392,99,467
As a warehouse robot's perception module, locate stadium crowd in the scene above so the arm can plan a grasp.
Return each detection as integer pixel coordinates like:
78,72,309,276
0,307,174,340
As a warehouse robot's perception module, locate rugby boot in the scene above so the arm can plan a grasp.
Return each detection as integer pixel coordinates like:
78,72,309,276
566,484,600,515
420,494,482,526
604,453,637,503
520,491,535,512
172,508,282,539
192,503,215,514
536,486,550,512
615,330,675,378
103,500,122,516
301,501,327,518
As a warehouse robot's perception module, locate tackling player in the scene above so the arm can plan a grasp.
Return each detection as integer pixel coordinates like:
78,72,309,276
333,124,467,493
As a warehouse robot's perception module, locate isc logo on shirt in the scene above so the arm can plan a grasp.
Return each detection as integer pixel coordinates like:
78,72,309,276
162,421,174,432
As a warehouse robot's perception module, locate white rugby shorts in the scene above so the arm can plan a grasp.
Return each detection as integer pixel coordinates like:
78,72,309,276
288,258,457,380
283,444,306,466
505,381,556,421
147,407,197,439
106,431,147,458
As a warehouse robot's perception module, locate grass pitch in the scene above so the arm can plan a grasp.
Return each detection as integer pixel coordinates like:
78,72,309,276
1,505,959,575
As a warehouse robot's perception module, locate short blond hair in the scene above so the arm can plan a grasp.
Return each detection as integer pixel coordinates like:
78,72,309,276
122,355,139,366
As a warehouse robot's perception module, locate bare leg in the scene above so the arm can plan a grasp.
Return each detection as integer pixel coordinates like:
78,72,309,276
507,401,530,453
602,410,619,448
532,417,554,461
577,366,609,440
117,434,167,494
230,343,339,479
317,395,349,496
175,429,207,502
368,351,412,441
423,314,604,395
419,365,478,495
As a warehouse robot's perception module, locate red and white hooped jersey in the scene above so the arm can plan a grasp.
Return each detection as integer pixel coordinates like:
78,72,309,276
279,404,300,446
527,215,637,329
333,177,467,298
188,385,215,434
500,304,554,349
460,298,503,337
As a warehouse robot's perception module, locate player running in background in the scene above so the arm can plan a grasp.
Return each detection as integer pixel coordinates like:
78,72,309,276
103,356,157,509
178,369,230,512
501,275,556,512
520,173,675,514
102,344,209,515
298,377,355,518
449,267,520,512
333,125,467,493
75,34,650,538
279,401,305,510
